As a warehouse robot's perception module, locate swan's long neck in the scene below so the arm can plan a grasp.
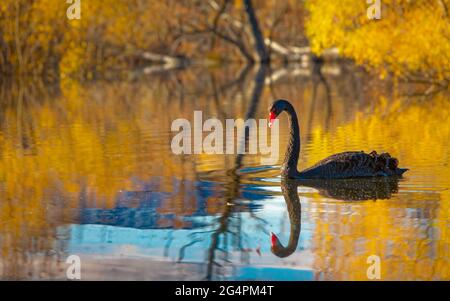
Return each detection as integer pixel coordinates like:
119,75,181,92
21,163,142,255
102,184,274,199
275,208,301,257
281,103,301,177
272,181,301,258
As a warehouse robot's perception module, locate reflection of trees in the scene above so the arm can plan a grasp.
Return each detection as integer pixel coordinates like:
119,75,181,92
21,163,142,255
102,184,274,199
0,78,61,152
205,64,267,280
2,59,448,279
174,65,269,280
308,56,333,131
0,79,70,279
301,93,450,280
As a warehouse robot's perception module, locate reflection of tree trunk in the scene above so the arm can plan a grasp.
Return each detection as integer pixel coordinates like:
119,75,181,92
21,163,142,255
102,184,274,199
239,64,267,164
308,57,333,132
210,64,252,120
205,64,267,280
244,0,269,64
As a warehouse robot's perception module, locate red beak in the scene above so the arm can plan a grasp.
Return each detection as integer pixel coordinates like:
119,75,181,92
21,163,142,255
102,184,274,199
270,232,277,247
268,111,276,128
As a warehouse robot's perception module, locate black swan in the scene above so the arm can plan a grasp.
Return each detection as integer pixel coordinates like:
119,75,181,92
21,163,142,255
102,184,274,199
268,99,408,179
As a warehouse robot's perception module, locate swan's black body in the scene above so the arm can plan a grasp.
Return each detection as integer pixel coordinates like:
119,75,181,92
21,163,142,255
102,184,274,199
269,99,408,179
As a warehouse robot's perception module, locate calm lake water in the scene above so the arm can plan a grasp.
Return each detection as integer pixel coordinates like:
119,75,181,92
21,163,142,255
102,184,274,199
0,64,449,280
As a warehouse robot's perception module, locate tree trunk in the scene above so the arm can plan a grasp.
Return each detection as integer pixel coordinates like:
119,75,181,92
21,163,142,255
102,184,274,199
243,0,269,63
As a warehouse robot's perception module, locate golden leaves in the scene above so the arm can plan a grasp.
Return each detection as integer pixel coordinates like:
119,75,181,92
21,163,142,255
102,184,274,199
305,0,450,79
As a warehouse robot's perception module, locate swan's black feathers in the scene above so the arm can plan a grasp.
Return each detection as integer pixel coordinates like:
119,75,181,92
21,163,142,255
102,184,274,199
298,151,408,179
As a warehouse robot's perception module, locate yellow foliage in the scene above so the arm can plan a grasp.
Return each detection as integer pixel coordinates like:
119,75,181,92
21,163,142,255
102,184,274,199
0,0,311,77
305,0,450,79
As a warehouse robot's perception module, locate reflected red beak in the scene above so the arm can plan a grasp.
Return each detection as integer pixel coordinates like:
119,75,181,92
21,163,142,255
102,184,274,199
268,111,276,128
270,232,277,247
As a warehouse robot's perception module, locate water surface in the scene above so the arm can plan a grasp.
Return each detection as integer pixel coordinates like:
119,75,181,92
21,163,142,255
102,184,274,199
0,65,448,280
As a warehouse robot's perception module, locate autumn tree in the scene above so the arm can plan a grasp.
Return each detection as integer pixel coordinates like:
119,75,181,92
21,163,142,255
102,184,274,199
305,0,450,85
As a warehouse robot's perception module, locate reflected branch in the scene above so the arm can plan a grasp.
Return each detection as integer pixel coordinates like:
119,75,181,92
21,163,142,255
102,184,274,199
205,64,267,280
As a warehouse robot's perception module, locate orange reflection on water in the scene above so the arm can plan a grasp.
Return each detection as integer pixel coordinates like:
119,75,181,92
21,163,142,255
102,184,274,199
0,67,449,280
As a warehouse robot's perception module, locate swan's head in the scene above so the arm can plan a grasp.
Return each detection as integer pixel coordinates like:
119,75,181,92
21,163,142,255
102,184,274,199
270,231,281,249
268,99,291,127
270,231,296,258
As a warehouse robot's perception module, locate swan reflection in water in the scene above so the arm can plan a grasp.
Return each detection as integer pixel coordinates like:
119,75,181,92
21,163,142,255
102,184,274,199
270,177,402,258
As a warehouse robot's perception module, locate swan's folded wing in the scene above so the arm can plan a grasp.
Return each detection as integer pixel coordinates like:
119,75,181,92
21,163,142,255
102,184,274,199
299,151,405,179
